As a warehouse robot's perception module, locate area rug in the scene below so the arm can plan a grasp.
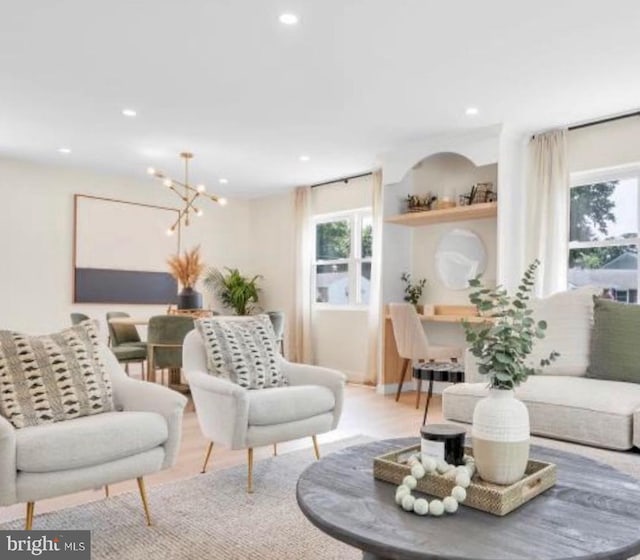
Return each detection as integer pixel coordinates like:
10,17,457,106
0,437,370,560
2,433,640,560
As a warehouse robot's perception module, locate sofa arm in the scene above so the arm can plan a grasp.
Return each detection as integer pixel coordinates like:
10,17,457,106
112,378,187,469
0,414,17,506
279,360,346,429
184,370,250,449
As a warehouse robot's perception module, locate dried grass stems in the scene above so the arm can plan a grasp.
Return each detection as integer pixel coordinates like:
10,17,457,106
167,246,205,288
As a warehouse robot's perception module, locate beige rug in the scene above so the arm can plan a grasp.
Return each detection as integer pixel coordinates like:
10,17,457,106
1,434,639,559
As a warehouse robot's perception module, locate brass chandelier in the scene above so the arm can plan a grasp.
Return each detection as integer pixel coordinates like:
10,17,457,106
147,152,227,236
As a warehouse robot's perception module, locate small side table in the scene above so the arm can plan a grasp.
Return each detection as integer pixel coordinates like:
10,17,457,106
413,361,465,425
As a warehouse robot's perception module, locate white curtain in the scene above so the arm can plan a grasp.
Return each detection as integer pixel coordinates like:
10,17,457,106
292,186,314,364
526,129,569,297
365,169,384,385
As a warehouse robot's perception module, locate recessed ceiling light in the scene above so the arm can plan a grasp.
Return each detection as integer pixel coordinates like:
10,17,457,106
279,13,299,25
57,147,71,154
465,107,479,116
218,198,228,206
122,108,137,117
219,178,229,184
299,155,310,162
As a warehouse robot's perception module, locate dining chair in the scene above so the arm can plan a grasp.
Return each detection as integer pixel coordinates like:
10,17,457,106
266,311,286,355
70,312,90,325
146,315,195,387
388,303,462,407
105,312,147,377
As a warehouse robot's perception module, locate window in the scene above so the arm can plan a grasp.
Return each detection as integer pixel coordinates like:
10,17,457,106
313,209,372,306
568,168,640,303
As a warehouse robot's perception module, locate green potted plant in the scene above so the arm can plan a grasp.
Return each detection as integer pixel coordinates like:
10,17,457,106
462,260,558,485
204,267,262,316
401,272,427,308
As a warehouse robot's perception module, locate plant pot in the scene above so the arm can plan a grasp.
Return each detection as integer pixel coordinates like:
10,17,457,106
472,388,530,485
177,287,202,310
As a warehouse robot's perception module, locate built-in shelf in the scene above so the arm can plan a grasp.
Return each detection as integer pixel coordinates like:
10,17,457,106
385,201,497,227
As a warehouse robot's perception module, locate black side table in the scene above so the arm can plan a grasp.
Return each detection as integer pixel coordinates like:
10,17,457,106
413,361,465,424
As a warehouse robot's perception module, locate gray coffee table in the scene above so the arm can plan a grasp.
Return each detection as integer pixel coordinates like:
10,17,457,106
296,438,640,560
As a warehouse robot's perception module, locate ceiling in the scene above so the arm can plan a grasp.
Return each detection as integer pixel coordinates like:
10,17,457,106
2,0,640,196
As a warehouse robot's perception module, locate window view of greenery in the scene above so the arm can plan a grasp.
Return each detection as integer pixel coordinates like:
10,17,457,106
569,179,639,303
315,214,372,305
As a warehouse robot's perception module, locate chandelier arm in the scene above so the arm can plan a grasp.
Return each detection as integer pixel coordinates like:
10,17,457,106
168,185,189,202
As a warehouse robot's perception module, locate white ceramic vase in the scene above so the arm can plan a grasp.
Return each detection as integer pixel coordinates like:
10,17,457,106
472,388,530,485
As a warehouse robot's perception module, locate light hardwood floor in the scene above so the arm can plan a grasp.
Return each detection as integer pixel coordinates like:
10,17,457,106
0,384,443,523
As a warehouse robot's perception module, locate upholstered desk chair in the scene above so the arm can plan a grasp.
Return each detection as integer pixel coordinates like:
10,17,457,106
106,311,147,376
0,344,187,529
388,303,462,407
183,330,346,493
146,315,194,386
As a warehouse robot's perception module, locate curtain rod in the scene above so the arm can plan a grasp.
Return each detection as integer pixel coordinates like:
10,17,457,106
568,110,640,132
311,171,373,189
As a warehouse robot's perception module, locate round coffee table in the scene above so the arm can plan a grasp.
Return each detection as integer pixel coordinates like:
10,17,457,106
296,438,640,560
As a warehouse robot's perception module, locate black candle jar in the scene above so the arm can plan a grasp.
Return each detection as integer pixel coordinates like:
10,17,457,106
420,424,466,466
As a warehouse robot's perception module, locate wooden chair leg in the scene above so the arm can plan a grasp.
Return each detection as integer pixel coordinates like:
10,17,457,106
415,378,422,409
104,485,110,498
247,448,254,494
25,502,35,530
395,358,410,402
312,435,320,460
201,441,214,474
273,443,277,456
136,477,152,526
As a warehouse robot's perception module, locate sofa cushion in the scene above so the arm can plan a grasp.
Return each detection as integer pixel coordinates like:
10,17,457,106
588,297,640,384
528,286,599,376
0,321,113,429
443,376,640,450
16,411,168,473
248,385,335,426
196,315,287,390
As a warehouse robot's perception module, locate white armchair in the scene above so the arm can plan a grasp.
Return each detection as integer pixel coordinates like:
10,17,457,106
183,330,346,492
0,344,187,529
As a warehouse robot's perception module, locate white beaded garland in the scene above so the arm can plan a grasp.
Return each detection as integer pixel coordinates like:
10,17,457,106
403,475,417,490
413,498,429,516
396,454,471,518
401,494,416,511
429,499,445,516
443,496,459,513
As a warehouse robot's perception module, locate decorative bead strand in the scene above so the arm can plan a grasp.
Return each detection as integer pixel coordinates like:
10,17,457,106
395,454,473,516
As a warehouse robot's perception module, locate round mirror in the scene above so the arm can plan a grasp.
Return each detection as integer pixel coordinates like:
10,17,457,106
435,228,487,290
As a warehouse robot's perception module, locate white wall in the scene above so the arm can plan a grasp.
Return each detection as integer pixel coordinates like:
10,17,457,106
0,157,252,335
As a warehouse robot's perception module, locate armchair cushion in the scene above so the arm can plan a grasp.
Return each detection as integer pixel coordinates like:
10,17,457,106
16,411,168,473
0,321,113,429
247,385,335,426
195,315,287,389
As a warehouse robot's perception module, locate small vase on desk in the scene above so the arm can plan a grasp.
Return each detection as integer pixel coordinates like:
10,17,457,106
472,388,530,485
177,286,203,310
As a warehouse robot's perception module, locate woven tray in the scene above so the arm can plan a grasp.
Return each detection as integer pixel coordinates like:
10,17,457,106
373,445,556,516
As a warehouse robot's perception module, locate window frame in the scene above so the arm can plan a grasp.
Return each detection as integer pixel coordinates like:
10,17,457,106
312,207,373,309
568,165,640,302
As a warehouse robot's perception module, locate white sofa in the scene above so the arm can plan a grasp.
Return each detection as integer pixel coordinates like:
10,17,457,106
442,288,640,451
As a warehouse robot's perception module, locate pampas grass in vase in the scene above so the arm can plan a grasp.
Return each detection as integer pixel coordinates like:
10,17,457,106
167,246,206,309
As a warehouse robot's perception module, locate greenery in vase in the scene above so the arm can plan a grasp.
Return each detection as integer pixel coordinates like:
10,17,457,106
401,272,427,305
463,260,559,390
204,267,262,315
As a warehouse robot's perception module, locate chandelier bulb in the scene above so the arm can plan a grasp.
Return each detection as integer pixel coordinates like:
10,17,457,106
218,197,228,206
196,184,206,193
166,228,175,236
163,178,173,188
196,209,203,217
146,167,156,175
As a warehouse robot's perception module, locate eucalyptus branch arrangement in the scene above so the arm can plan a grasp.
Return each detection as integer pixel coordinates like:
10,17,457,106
463,260,559,390
401,272,427,306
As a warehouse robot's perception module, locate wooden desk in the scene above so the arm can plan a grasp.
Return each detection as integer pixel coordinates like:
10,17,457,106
383,305,493,387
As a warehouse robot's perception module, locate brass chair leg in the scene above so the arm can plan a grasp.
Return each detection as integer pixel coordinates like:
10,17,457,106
201,441,214,474
247,448,254,494
273,443,277,456
104,485,110,498
312,435,320,460
395,358,410,402
415,378,422,409
25,502,35,530
136,477,152,526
